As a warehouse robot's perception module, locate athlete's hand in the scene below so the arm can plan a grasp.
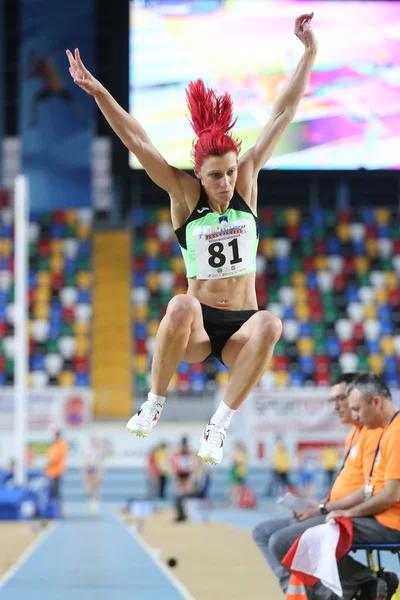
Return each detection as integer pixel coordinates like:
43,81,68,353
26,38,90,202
66,48,104,97
294,12,317,51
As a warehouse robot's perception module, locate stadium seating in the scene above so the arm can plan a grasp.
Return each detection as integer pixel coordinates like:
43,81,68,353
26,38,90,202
0,205,92,387
131,207,400,393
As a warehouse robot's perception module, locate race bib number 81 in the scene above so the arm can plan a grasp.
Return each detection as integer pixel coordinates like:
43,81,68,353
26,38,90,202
193,218,255,280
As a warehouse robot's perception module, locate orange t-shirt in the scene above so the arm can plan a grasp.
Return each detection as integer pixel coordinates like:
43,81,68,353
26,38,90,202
46,439,68,479
370,415,400,531
329,426,382,502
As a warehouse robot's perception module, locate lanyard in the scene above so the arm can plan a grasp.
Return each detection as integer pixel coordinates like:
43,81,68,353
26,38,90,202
338,426,361,474
326,426,361,502
367,410,400,482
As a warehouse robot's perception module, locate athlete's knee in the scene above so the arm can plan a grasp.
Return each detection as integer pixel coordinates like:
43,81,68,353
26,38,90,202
257,312,282,343
166,294,199,326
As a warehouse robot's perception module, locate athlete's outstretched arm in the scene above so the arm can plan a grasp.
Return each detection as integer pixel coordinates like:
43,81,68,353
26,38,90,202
66,48,187,196
239,13,317,177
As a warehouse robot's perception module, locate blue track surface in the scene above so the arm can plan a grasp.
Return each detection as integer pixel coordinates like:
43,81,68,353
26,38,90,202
0,506,189,600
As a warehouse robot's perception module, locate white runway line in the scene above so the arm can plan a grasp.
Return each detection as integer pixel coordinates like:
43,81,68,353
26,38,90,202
0,521,58,590
113,512,196,600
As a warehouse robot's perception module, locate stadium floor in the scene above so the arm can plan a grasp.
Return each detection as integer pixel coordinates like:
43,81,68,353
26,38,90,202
0,504,399,600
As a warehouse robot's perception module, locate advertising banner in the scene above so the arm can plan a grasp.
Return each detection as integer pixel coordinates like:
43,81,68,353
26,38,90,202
19,0,94,210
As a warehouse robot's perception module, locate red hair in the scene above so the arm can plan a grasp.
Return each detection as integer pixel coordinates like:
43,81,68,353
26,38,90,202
185,79,241,171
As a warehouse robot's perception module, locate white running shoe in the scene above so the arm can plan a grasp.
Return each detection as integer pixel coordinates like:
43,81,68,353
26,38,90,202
126,400,163,437
198,422,226,465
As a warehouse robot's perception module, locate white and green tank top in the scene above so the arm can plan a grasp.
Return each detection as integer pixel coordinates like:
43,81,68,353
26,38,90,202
174,186,259,280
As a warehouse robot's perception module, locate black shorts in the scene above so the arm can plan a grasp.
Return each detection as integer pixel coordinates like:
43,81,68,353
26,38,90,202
201,303,258,365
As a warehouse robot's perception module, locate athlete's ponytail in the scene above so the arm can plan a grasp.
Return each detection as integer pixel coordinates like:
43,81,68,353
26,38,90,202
185,79,241,171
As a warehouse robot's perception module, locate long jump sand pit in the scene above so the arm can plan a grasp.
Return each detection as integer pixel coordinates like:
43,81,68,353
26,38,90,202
130,508,284,600
0,521,49,579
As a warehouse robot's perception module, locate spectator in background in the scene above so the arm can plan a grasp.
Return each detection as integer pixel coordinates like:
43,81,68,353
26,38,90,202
146,446,159,500
174,457,211,522
81,439,104,513
3,459,15,486
172,437,197,494
322,444,339,491
45,430,68,509
268,436,290,497
153,442,169,499
297,448,316,500
224,441,248,507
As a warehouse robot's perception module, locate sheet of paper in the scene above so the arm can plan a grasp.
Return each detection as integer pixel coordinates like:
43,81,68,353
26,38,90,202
276,491,312,513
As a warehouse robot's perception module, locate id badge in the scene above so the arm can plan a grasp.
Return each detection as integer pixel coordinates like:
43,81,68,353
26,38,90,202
364,483,374,501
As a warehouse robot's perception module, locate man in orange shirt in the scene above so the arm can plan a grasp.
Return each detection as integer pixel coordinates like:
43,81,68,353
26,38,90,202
253,373,388,597
46,430,68,502
325,373,400,600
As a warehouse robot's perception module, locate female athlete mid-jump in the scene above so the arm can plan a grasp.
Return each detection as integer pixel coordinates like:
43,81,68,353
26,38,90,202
67,12,317,465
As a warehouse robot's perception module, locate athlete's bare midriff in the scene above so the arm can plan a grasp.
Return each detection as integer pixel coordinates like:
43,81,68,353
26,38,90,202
187,271,257,311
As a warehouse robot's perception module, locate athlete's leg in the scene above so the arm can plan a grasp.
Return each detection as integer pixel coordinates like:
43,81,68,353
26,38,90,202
127,295,210,436
198,311,281,464
221,311,282,408
150,294,211,396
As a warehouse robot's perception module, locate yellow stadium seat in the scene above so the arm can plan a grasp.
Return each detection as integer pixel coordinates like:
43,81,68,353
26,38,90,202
135,354,148,375
64,210,77,226
167,373,179,392
145,239,160,258
0,239,12,257
292,272,306,287
77,224,91,241
297,337,315,355
366,239,378,258
28,321,33,337
35,287,51,303
375,289,388,305
275,371,289,387
50,240,63,255
337,224,350,242
294,288,308,303
148,320,159,337
157,208,171,223
296,303,311,322
381,336,394,356
386,272,398,289
216,372,229,387
375,208,390,226
354,257,369,275
174,287,187,296
368,355,384,375
133,305,148,320
171,257,185,274
364,305,377,320
74,321,90,336
50,255,64,273
33,303,49,320
261,239,275,258
315,256,328,271
146,273,159,293
285,209,301,226
77,272,92,289
58,371,75,386
76,335,90,356
37,272,51,287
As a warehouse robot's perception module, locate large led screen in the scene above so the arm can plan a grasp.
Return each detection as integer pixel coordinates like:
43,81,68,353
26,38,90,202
130,0,400,170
